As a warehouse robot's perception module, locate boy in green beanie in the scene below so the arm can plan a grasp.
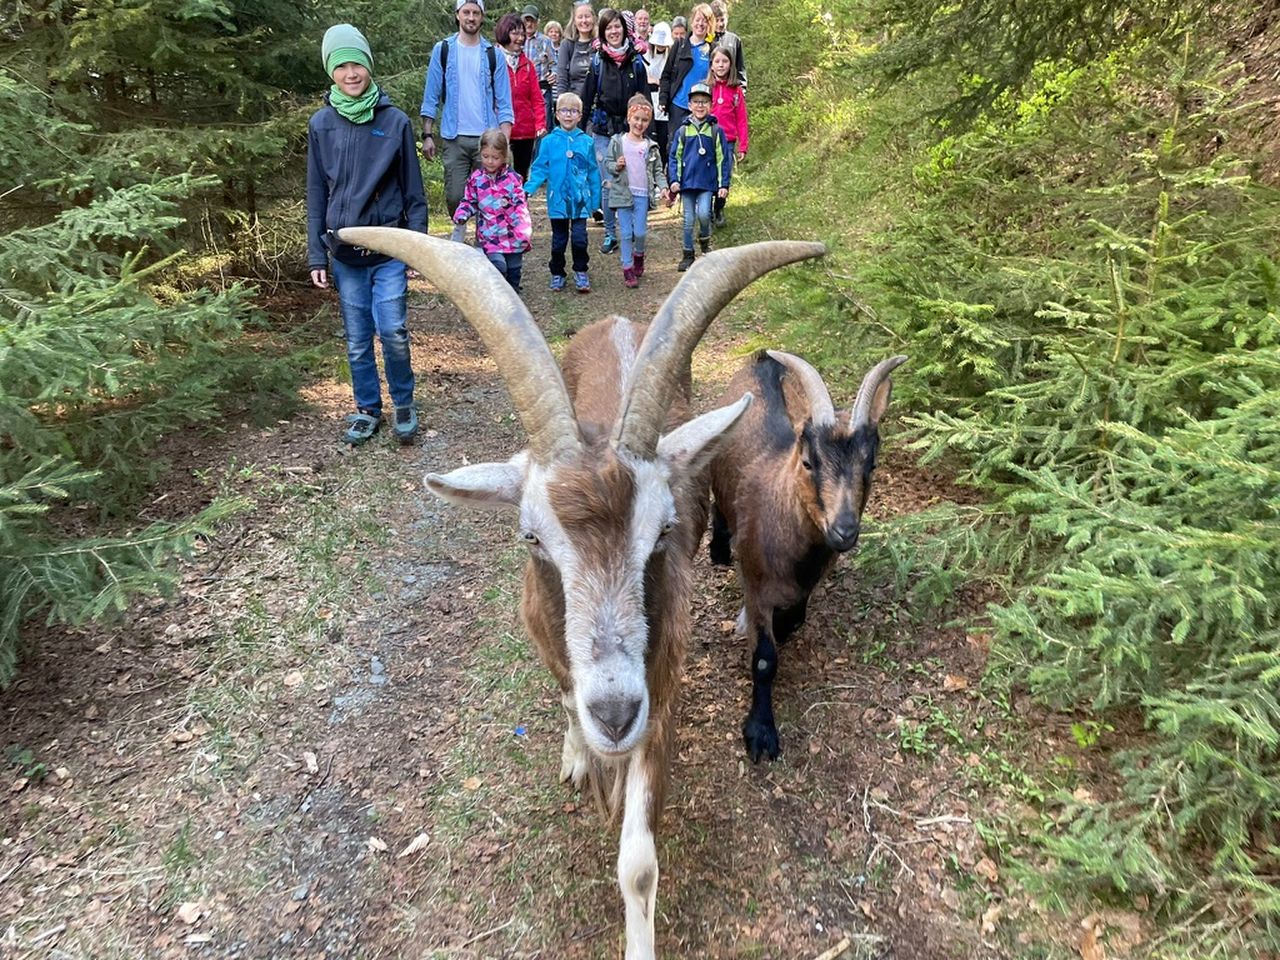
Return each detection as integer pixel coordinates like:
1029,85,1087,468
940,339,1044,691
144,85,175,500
308,23,429,445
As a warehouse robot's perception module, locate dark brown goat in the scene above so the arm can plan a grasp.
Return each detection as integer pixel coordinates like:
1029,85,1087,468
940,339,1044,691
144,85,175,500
709,350,907,762
337,227,824,958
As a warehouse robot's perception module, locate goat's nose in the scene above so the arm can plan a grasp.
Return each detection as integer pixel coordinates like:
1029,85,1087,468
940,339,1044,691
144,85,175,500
827,520,860,553
587,697,641,744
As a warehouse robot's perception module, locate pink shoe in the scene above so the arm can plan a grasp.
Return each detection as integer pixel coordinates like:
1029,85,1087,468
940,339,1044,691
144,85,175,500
633,253,646,278
623,266,639,288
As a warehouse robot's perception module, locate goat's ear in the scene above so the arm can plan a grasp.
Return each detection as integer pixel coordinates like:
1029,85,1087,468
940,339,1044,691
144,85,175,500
425,458,525,510
656,393,752,476
867,379,894,426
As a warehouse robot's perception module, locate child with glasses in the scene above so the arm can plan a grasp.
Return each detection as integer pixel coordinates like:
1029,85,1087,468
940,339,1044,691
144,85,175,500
524,92,601,292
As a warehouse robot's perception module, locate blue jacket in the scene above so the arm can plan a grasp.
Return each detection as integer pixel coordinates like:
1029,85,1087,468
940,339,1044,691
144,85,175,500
524,126,601,219
419,34,515,139
306,93,428,269
669,113,731,192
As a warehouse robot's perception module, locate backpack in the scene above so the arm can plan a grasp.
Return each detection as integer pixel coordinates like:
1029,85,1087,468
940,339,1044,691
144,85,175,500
438,38,499,106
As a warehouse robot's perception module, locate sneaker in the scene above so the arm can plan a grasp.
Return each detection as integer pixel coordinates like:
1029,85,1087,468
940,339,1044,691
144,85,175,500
591,208,605,223
622,266,639,288
677,249,695,272
393,406,419,444
601,235,618,254
343,409,382,445
699,236,711,254
574,271,591,293
549,274,566,292
633,253,646,278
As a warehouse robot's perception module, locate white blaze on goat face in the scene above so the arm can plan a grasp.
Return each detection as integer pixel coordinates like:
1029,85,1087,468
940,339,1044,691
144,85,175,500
519,456,677,757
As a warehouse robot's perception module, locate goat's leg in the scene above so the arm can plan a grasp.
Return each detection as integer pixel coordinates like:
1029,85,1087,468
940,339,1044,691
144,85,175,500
708,503,733,566
559,690,590,787
617,750,659,960
742,608,781,762
772,594,810,646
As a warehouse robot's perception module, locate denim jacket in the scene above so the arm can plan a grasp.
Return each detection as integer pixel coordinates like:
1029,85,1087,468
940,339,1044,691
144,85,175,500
419,34,515,139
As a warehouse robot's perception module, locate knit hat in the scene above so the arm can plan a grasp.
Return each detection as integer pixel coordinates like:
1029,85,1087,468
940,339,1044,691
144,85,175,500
456,0,484,11
322,23,373,75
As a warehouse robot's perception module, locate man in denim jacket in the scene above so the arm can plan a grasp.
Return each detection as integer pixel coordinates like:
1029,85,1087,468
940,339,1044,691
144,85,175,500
420,0,515,235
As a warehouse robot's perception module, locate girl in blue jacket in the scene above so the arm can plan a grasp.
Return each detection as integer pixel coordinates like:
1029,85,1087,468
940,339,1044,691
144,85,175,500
307,24,428,445
524,92,601,293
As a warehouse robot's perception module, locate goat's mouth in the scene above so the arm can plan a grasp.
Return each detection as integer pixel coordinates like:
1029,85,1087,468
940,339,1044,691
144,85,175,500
577,688,650,755
825,528,860,553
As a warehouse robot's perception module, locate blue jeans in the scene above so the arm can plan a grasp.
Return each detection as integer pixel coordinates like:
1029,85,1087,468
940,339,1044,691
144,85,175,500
487,250,524,290
681,190,714,250
331,257,414,415
593,133,617,239
715,149,736,217
549,218,589,276
616,191,650,270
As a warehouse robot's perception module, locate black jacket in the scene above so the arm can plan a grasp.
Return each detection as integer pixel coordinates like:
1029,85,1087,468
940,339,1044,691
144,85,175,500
306,93,429,269
583,50,650,137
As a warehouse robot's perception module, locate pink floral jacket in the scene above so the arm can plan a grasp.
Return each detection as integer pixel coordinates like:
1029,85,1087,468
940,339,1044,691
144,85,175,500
452,166,532,254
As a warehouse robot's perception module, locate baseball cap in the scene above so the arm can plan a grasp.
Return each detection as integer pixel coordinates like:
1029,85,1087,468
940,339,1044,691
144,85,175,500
521,4,539,17
689,82,712,99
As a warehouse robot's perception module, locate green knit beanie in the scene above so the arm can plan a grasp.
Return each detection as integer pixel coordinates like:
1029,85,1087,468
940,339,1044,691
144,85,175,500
322,23,373,75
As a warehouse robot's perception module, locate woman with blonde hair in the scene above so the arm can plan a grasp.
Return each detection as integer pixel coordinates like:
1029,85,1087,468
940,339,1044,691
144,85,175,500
659,2,715,134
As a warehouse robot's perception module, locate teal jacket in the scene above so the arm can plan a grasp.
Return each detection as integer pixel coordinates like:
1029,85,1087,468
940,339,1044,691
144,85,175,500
524,126,601,219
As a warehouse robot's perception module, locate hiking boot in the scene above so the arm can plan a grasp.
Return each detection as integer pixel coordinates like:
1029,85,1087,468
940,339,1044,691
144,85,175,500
623,266,639,288
549,274,566,292
574,271,591,293
601,235,618,254
677,249,695,272
699,236,711,254
393,406,419,445
633,253,646,278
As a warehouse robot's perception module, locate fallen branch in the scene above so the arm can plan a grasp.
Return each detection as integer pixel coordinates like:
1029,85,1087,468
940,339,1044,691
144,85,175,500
813,937,851,960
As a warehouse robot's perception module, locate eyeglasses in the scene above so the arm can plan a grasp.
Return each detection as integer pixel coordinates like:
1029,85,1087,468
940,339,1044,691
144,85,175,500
557,107,581,115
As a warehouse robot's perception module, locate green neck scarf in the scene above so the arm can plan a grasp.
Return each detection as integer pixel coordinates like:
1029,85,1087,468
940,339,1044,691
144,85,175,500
329,81,381,124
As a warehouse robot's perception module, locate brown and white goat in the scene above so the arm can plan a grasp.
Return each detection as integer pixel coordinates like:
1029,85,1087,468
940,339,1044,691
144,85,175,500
338,227,824,958
708,350,907,762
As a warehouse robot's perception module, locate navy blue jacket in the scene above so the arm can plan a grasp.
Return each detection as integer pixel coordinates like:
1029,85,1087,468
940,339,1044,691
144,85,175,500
306,93,429,269
669,113,731,192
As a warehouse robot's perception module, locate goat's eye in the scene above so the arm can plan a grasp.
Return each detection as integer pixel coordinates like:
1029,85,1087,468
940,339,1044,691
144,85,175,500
801,458,813,471
659,520,676,538
520,530,540,546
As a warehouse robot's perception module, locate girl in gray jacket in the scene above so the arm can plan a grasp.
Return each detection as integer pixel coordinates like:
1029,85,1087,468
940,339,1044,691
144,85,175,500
605,95,669,288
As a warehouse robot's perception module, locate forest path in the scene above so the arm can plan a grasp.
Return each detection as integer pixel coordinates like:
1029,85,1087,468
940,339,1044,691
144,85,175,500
0,196,1021,959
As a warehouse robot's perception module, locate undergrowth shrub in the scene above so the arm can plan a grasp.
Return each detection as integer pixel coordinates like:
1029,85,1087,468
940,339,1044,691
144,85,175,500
739,0,1280,945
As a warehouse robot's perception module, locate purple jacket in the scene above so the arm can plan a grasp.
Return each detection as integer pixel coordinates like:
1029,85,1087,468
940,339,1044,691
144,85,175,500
452,166,532,255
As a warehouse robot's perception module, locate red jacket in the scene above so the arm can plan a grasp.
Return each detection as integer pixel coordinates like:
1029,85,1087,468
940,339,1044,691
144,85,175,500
508,52,545,141
709,80,749,155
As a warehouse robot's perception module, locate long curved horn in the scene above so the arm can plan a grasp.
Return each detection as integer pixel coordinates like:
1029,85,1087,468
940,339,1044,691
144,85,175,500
338,227,582,463
765,350,835,427
850,355,909,430
613,240,826,457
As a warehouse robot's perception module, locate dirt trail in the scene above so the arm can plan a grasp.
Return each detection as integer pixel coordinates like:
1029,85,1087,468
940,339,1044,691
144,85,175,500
1,201,1022,959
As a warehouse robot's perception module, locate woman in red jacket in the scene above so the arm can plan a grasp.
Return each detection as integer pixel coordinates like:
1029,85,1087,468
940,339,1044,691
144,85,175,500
496,13,547,181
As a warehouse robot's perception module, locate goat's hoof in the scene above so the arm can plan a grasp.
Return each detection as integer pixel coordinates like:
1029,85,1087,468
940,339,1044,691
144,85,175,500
742,716,780,763
709,544,732,566
559,753,589,788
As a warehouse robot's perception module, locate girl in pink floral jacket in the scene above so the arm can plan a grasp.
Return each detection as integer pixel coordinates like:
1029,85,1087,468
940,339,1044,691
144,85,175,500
452,129,533,291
